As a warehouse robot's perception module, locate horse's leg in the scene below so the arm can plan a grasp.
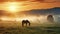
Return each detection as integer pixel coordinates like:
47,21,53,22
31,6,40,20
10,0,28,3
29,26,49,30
29,23,30,26
22,23,24,27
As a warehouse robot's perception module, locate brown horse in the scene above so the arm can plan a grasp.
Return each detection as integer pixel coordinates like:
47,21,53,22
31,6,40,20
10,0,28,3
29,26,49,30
22,20,30,27
47,15,54,22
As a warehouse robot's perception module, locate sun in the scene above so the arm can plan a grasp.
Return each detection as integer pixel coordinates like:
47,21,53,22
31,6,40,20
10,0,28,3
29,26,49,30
7,2,20,13
3,2,29,13
9,5,17,12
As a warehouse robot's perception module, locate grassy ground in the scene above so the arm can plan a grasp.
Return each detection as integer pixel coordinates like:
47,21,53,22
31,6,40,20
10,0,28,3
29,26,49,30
0,21,60,34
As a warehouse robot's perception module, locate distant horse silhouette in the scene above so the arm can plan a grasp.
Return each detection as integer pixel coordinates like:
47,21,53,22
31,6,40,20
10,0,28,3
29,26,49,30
47,15,54,22
22,20,30,27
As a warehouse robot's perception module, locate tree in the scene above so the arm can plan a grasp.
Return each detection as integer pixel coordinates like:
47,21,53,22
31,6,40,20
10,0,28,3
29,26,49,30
47,15,54,22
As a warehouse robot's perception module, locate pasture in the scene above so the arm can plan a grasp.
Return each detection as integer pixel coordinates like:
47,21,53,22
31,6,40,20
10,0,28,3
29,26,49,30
0,21,60,34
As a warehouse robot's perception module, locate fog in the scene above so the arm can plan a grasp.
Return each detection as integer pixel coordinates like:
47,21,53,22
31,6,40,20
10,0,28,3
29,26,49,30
0,14,60,24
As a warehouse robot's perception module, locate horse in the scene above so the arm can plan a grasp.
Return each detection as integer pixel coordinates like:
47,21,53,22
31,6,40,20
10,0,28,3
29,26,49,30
47,15,54,22
22,20,30,27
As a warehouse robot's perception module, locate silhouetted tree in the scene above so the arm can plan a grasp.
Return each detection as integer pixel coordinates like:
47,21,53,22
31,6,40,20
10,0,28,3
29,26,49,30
47,15,54,22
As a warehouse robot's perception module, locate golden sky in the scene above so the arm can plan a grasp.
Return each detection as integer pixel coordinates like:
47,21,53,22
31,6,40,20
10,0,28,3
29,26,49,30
0,0,60,21
0,0,60,12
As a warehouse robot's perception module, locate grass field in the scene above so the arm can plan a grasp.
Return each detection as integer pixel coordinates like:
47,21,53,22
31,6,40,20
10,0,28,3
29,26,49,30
0,21,60,34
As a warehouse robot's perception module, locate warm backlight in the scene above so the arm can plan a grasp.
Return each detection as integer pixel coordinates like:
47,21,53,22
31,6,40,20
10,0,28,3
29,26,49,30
7,2,19,13
4,2,24,13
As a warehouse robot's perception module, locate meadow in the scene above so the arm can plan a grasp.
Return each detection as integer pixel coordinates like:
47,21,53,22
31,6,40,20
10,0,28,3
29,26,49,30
0,21,60,34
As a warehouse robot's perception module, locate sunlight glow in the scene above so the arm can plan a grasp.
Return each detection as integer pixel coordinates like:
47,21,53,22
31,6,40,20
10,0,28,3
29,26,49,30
5,2,23,13
7,2,19,13
8,5,16,12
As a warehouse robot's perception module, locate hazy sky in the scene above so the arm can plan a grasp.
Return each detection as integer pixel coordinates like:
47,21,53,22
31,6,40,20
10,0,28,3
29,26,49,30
0,0,60,21
0,0,60,11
